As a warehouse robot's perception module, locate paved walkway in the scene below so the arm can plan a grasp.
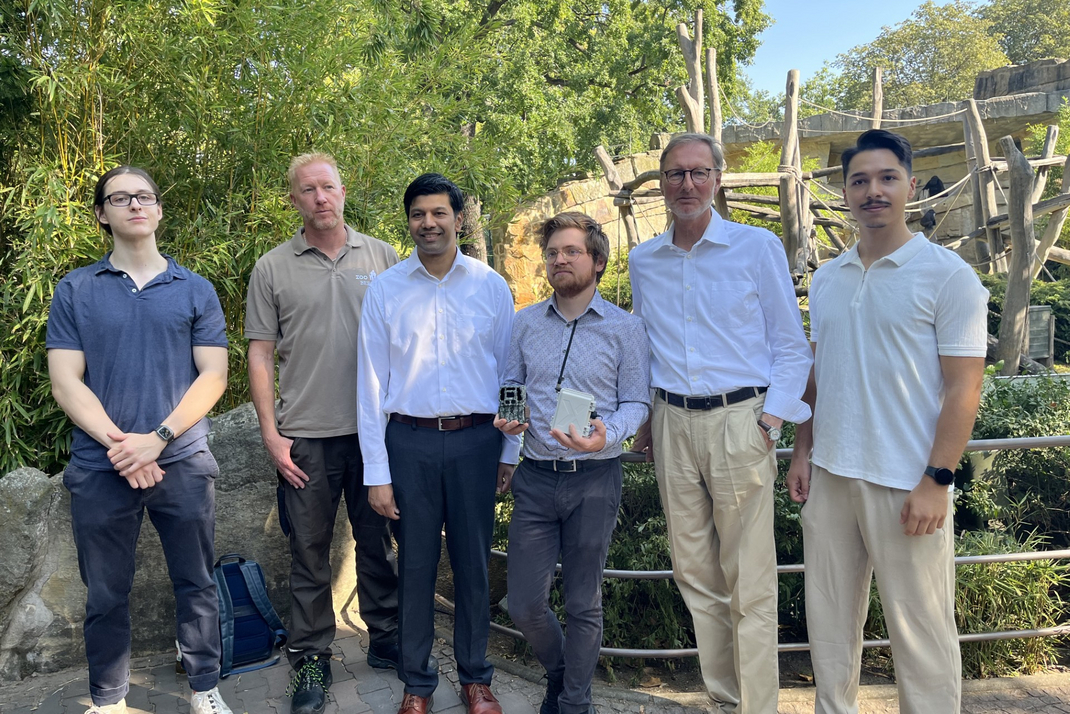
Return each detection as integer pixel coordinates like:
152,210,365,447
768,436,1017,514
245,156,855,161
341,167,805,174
2,624,1069,714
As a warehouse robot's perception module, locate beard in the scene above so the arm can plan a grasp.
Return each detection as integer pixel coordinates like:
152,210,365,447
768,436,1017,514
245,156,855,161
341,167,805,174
550,265,598,298
310,212,342,231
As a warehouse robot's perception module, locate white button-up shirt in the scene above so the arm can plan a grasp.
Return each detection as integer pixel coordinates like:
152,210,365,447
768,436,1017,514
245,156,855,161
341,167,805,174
628,208,812,423
357,250,521,485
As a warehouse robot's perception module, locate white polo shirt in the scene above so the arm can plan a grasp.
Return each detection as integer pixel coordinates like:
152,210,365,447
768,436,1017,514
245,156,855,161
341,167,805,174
809,234,988,491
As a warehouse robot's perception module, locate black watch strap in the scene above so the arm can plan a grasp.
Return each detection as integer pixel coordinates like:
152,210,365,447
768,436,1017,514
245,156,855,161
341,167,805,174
924,465,955,486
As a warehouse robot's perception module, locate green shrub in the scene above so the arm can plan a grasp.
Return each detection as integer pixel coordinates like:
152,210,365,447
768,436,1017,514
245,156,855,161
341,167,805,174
979,273,1070,364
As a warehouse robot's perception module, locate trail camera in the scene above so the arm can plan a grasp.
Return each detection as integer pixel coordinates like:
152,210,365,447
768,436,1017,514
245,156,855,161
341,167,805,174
550,388,597,438
499,385,527,424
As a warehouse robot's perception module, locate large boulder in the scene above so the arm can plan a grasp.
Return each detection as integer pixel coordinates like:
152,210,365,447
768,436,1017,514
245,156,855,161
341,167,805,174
0,403,365,681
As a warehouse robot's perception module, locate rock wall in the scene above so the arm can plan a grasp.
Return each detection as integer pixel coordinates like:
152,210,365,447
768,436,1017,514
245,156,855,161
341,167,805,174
975,58,1070,101
493,151,668,308
0,403,363,681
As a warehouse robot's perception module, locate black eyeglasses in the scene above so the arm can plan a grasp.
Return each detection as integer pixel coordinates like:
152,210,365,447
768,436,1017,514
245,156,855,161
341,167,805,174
103,193,159,207
662,168,717,186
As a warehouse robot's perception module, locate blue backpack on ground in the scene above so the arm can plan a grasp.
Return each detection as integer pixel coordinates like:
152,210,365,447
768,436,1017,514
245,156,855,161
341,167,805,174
213,553,288,677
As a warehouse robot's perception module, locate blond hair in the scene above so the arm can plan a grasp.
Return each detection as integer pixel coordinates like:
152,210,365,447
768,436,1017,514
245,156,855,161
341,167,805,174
287,153,340,189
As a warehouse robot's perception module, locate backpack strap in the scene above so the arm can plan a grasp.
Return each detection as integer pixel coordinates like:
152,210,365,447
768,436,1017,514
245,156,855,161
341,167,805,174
238,561,288,647
213,563,236,678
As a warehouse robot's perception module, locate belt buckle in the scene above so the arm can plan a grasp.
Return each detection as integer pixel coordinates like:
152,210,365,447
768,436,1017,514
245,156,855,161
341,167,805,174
437,416,457,431
554,460,578,473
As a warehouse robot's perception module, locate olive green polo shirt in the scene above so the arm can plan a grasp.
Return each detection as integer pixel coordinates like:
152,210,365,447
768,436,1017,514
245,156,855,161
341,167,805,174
245,225,399,437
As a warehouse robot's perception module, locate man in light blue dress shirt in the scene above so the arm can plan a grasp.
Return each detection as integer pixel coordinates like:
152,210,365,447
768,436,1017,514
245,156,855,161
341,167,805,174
496,212,650,714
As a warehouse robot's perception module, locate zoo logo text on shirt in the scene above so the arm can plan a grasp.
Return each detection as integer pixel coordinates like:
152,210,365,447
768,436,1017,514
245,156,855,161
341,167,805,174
355,270,377,286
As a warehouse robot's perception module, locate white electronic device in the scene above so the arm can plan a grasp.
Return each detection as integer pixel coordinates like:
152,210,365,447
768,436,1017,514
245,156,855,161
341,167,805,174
550,387,597,438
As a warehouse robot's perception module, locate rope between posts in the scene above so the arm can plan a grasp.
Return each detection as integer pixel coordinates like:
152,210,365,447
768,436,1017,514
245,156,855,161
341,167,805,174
799,98,968,124
719,87,779,130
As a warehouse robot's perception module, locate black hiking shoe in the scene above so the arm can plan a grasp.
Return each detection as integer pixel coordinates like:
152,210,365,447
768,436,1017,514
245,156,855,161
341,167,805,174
288,655,332,714
539,676,563,714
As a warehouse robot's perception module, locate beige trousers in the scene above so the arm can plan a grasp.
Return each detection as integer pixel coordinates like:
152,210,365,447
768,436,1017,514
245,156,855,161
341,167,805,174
652,395,779,714
801,465,960,714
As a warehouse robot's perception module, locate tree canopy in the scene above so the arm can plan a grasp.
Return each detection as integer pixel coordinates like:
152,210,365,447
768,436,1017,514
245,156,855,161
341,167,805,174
0,0,770,473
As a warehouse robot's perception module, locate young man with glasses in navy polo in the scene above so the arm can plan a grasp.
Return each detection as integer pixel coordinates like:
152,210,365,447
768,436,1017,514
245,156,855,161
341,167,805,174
495,211,649,714
629,133,812,714
47,166,233,714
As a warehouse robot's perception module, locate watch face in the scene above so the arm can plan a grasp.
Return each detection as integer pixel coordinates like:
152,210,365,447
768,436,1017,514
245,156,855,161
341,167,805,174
156,425,175,442
926,466,955,485
767,427,781,442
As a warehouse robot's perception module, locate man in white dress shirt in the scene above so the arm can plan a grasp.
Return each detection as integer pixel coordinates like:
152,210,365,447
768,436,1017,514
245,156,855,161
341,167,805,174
358,173,518,714
787,129,987,713
629,133,812,714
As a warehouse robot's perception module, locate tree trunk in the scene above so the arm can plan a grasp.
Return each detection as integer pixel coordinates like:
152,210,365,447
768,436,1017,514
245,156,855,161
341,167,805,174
779,69,802,274
996,135,1037,375
674,10,704,134
459,195,488,264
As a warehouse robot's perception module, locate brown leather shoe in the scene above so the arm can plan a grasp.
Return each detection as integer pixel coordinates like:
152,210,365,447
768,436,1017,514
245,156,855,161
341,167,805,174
398,693,433,714
461,684,502,714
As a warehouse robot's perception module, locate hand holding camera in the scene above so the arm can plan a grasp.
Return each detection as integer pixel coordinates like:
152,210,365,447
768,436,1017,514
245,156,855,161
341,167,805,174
550,417,607,453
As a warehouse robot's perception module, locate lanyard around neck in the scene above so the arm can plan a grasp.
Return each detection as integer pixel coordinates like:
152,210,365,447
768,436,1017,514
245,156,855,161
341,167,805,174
555,316,580,394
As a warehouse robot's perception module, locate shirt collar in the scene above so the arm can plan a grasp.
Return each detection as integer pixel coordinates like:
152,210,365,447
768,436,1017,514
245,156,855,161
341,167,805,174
546,289,607,321
402,247,469,279
839,232,929,269
657,208,729,252
94,252,185,282
290,225,363,255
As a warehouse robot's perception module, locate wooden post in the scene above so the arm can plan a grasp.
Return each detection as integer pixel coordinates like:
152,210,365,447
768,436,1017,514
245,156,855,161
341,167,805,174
459,196,488,263
594,145,641,249
675,10,704,134
871,67,883,129
996,135,1037,376
1033,151,1070,279
779,69,803,273
1032,125,1060,205
962,117,993,270
705,47,729,219
966,99,1006,271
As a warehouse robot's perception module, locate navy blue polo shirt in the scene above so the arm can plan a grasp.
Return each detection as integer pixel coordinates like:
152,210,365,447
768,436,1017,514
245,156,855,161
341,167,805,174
46,253,228,471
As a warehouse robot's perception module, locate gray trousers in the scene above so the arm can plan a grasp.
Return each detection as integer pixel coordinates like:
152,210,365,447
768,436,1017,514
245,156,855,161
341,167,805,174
280,433,399,666
507,458,623,714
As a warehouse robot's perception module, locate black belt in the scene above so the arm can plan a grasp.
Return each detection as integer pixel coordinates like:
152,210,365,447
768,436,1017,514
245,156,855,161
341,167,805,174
656,386,766,411
527,457,619,473
390,413,495,431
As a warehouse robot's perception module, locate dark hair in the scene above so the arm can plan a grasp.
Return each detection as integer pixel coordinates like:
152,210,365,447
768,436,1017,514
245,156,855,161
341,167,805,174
841,129,913,177
538,211,611,282
403,173,464,217
92,166,162,235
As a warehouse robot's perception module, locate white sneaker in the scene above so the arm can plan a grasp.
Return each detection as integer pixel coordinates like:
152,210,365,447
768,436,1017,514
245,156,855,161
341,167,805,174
191,687,234,714
85,700,127,714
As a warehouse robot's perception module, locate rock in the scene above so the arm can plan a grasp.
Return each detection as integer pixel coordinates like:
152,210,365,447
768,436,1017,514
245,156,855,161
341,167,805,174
0,403,366,681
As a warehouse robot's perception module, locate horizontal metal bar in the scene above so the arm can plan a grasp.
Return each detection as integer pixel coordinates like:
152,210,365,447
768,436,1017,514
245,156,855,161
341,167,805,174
440,594,1070,659
619,434,1070,464
489,549,1070,580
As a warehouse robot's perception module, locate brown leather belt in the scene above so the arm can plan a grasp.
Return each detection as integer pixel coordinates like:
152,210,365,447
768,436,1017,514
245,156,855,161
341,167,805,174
390,413,495,431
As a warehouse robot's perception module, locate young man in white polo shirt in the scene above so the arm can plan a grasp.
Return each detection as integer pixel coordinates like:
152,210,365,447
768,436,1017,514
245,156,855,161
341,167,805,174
787,129,988,713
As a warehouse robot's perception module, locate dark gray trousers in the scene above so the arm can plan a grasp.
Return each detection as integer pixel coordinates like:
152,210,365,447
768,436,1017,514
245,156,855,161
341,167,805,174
65,450,221,705
507,458,623,714
281,433,399,666
386,418,502,697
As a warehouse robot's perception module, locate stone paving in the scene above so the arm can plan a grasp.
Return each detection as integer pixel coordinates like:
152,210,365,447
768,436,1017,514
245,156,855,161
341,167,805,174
2,623,1069,714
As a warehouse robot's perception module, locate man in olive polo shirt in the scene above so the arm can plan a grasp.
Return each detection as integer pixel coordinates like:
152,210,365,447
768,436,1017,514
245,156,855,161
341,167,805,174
246,153,401,714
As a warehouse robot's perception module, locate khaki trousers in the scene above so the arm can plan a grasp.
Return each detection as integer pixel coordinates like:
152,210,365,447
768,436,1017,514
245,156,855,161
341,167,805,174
652,395,779,714
801,465,960,714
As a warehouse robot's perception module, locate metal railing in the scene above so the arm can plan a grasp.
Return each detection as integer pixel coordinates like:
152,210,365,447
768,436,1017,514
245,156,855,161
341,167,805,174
470,434,1070,658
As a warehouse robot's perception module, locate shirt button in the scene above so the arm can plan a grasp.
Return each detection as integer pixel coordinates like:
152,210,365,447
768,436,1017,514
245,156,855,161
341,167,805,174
690,347,695,352
122,273,128,278
686,316,693,322
442,388,447,392
131,288,137,293
439,335,444,340
686,285,691,290
441,361,446,365
690,376,696,381
438,309,443,313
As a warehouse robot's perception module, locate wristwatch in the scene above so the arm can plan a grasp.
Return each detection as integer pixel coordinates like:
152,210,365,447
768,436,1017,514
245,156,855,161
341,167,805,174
757,420,782,442
154,424,176,443
924,465,955,486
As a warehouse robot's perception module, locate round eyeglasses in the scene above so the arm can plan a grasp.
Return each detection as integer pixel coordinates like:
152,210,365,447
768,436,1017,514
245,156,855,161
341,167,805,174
662,168,717,186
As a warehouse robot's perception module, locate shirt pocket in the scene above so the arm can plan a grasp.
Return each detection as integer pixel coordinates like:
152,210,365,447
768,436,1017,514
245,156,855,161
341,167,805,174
705,281,756,328
451,312,495,358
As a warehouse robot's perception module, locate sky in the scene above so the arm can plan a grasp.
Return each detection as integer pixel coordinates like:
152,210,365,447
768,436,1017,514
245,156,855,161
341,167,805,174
745,0,928,96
